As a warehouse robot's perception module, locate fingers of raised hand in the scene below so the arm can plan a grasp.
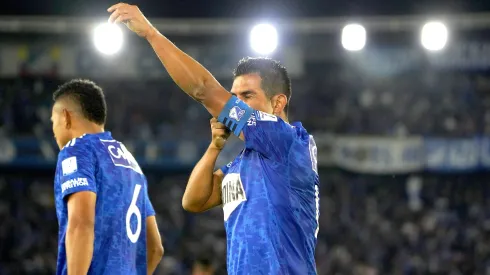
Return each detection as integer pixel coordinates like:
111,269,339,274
210,118,225,128
212,122,227,130
108,3,134,23
108,3,129,13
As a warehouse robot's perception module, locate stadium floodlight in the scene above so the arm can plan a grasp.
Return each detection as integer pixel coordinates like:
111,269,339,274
250,23,278,55
93,23,123,55
342,24,366,51
421,21,448,51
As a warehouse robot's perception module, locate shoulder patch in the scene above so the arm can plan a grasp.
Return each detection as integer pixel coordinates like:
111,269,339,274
61,156,78,176
256,111,278,122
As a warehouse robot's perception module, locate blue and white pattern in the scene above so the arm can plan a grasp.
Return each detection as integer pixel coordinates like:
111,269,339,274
220,109,320,275
54,132,155,275
229,106,246,121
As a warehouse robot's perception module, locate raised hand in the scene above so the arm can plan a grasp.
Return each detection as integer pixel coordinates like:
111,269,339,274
107,3,155,39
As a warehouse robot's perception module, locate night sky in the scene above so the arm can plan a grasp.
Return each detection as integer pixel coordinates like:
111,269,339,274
2,0,490,18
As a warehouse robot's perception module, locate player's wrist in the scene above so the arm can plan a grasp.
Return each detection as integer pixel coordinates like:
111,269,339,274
208,143,224,152
145,26,158,41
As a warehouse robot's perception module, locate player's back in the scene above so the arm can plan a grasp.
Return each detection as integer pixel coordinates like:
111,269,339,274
54,132,153,275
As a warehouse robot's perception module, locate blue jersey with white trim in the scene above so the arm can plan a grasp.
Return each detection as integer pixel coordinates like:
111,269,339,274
218,97,320,275
54,132,155,275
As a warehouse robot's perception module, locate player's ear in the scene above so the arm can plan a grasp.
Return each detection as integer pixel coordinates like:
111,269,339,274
62,108,72,129
271,94,287,116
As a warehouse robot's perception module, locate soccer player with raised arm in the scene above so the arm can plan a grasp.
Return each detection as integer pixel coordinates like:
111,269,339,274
51,79,163,275
108,3,319,274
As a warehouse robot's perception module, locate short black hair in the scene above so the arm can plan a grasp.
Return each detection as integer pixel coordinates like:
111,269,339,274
53,79,107,125
234,57,292,115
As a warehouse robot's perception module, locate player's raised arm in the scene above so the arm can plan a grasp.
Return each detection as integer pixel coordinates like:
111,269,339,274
109,4,296,158
108,3,231,118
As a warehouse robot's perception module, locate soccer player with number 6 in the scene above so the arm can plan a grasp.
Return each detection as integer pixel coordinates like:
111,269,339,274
51,79,163,275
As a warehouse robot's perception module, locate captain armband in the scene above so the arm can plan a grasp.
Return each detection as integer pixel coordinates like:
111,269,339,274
217,95,254,136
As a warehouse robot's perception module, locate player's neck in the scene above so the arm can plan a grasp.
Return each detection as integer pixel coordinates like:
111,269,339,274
73,122,105,138
279,113,289,123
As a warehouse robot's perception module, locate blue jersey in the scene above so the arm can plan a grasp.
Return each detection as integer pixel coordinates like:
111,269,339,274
53,132,155,275
218,97,320,275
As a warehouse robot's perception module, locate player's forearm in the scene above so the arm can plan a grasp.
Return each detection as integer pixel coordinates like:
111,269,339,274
182,145,221,212
146,28,230,117
147,248,163,275
66,222,94,275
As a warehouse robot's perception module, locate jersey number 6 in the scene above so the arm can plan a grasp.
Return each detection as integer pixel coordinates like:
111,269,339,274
126,184,142,243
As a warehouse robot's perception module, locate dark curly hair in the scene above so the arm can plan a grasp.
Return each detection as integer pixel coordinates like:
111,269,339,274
53,79,107,125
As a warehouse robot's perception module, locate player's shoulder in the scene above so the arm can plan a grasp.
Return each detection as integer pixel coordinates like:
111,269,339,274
58,134,94,158
246,110,287,128
56,135,96,176
252,110,280,122
250,110,311,137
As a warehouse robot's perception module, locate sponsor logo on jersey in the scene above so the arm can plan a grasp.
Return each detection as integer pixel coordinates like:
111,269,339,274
256,111,278,122
100,140,143,174
61,156,78,176
229,106,245,121
221,173,247,221
247,114,256,126
61,177,89,193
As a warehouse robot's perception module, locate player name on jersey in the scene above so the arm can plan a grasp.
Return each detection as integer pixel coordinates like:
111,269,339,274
100,139,143,174
221,173,247,221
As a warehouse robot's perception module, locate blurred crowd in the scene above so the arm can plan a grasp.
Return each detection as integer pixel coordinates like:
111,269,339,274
2,59,490,275
316,172,490,275
2,171,490,275
1,64,490,140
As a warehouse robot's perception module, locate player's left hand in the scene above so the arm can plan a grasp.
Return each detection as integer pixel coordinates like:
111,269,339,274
107,3,155,39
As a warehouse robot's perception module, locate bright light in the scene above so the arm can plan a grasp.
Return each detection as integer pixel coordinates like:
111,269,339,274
342,24,366,51
93,23,123,55
250,24,278,55
421,21,448,51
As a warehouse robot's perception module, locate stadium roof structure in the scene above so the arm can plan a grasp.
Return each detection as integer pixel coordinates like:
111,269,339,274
0,13,490,35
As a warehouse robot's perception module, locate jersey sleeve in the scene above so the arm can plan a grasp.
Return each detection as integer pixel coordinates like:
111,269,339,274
217,96,295,162
56,138,97,200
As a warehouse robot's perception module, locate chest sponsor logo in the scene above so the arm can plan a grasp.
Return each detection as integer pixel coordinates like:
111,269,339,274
100,140,143,174
222,173,247,221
